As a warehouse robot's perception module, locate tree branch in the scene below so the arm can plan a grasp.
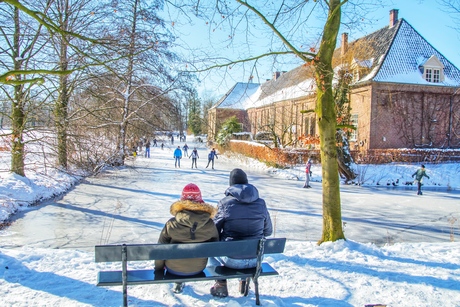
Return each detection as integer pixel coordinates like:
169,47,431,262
235,0,315,62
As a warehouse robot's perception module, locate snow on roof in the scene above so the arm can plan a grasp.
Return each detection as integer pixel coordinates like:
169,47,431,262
212,82,260,110
214,18,460,111
372,19,460,86
246,78,316,109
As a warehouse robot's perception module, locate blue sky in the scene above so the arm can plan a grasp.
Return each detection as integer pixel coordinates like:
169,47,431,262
175,1,460,99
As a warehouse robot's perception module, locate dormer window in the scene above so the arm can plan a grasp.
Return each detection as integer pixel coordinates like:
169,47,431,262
420,55,444,83
350,58,374,83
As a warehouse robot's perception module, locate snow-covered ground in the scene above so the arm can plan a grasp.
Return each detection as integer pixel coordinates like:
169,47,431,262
1,136,459,306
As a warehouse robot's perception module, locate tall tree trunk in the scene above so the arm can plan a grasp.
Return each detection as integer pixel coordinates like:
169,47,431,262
54,0,71,169
316,0,345,243
11,6,25,177
115,0,139,165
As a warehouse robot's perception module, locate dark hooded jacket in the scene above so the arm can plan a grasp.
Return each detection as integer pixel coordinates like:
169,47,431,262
155,200,219,274
214,183,273,244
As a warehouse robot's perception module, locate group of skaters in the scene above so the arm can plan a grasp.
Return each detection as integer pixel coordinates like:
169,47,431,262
155,168,272,297
141,138,166,158
134,134,191,159
141,137,431,195
173,145,218,169
300,158,430,196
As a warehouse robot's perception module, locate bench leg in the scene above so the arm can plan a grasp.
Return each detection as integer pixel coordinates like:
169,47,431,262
122,245,128,307
242,277,250,296
253,277,261,305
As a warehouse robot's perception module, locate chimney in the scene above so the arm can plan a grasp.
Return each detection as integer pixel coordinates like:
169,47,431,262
389,9,399,28
273,71,281,80
341,33,348,56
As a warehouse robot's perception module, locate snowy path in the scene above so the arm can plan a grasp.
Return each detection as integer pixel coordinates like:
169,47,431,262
1,141,459,251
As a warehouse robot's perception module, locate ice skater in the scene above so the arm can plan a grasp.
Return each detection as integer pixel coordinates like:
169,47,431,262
303,157,312,188
190,148,199,168
205,148,218,169
412,164,430,195
173,146,182,168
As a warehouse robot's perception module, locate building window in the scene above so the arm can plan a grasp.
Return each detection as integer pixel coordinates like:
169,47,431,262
350,114,358,141
425,68,432,82
305,116,316,136
425,68,441,83
433,69,440,83
421,56,444,83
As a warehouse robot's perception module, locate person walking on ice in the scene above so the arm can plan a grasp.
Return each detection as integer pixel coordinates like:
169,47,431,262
303,157,312,188
182,143,189,157
144,139,151,158
206,148,218,169
412,164,430,195
189,148,199,168
173,146,182,168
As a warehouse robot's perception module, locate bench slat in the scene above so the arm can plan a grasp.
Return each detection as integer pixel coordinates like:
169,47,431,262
95,238,286,262
97,262,279,286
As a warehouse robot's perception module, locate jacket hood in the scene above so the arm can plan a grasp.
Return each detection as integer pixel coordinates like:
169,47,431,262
225,184,259,203
170,200,217,228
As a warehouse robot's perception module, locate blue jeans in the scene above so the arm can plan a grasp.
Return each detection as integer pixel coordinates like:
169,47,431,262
145,147,150,158
166,266,202,276
209,256,258,269
175,157,181,167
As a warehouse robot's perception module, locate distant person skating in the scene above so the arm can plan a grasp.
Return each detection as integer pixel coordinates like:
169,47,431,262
153,138,157,147
412,164,430,195
303,157,312,188
205,148,218,169
171,135,174,145
144,139,151,158
183,144,189,157
173,146,182,168
190,148,199,169
161,142,164,150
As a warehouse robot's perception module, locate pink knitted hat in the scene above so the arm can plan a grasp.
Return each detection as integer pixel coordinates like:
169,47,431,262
181,183,204,203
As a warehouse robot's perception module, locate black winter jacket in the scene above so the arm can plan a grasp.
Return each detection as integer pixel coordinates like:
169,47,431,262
214,183,272,244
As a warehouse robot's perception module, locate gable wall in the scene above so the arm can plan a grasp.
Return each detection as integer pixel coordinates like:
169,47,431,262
365,83,459,149
209,108,249,140
247,95,316,146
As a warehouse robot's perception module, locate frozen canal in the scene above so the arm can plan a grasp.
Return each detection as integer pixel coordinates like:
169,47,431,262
2,142,459,251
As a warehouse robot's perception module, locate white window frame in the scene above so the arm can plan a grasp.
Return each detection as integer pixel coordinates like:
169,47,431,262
425,68,432,82
350,114,358,141
422,56,444,83
433,69,440,83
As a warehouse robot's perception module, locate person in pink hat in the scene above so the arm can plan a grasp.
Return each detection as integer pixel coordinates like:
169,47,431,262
155,183,219,294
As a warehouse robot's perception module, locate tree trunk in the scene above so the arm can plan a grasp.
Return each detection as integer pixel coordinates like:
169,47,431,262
337,129,357,182
11,84,26,177
11,6,25,177
55,0,71,170
315,0,345,244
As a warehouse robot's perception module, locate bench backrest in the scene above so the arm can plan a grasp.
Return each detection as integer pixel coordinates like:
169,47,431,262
95,238,286,262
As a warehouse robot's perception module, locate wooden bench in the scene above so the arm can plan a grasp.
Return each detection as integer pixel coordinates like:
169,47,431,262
95,237,286,306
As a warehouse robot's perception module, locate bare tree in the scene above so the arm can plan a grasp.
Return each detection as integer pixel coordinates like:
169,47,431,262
170,0,373,243
0,2,52,176
439,0,460,31
0,0,101,86
92,0,196,165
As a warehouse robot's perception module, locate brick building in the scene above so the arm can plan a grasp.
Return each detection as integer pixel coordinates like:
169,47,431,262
208,10,460,150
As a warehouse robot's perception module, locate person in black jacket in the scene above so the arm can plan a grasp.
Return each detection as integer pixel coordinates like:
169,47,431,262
210,168,273,298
